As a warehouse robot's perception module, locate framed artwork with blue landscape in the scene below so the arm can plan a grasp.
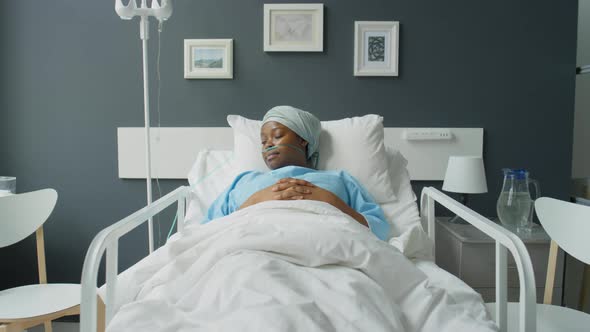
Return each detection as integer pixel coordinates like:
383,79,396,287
184,39,233,79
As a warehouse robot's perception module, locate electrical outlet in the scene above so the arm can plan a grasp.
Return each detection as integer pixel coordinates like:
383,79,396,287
403,129,453,140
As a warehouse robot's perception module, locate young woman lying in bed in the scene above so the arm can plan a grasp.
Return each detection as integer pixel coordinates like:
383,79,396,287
202,105,390,241
97,109,496,332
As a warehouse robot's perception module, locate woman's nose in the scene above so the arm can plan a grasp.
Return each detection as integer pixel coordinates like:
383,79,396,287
263,141,275,151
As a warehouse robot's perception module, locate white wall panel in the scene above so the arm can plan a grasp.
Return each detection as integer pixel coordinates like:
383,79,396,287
118,127,483,180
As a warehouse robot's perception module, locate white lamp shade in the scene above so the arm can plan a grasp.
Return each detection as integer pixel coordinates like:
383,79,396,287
442,156,488,194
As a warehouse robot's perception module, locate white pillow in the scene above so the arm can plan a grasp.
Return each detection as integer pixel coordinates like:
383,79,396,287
184,148,422,237
380,147,421,237
185,150,240,224
226,114,395,204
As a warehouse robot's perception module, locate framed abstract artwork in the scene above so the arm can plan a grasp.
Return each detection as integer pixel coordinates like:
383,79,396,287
263,3,324,52
184,39,233,79
354,21,399,76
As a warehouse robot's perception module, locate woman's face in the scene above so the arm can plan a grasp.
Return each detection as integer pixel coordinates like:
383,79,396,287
260,121,308,170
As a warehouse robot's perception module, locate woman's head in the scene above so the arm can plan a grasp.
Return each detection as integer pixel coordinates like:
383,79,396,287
260,106,321,170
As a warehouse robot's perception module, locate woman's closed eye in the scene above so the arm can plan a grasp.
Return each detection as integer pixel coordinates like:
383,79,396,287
261,135,284,146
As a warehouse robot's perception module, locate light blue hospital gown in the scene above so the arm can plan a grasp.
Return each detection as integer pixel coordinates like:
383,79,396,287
202,166,390,241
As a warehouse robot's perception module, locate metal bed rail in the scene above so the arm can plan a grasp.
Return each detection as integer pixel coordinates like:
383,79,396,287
80,185,190,332
80,185,536,332
420,187,536,332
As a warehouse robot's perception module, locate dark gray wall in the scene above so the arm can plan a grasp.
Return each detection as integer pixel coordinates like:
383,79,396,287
0,0,578,288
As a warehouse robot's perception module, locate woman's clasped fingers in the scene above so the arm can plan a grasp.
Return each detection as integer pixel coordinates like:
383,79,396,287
273,181,314,192
274,186,312,200
275,177,316,188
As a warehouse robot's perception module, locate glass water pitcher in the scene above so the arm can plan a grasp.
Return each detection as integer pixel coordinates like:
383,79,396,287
496,169,540,234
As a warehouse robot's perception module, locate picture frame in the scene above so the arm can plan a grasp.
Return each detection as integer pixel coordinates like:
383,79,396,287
263,3,324,52
354,21,399,77
184,39,233,79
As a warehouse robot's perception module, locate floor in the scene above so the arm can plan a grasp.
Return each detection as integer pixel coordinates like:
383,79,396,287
28,322,79,332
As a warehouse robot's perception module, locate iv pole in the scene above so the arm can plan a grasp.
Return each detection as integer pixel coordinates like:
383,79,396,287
115,0,173,253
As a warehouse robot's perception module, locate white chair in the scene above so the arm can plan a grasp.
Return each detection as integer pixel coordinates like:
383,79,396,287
0,189,80,332
487,197,590,331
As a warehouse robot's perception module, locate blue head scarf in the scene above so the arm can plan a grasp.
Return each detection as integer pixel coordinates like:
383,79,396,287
262,106,321,168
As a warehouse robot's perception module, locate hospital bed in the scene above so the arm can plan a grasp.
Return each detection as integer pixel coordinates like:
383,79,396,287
80,116,537,332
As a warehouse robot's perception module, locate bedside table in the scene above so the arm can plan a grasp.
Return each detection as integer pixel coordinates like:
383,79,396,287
435,216,563,304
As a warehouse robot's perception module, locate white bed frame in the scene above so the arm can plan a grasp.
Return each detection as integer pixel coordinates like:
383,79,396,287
80,186,537,332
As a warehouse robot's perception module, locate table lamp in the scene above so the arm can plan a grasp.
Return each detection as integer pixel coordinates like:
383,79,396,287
442,156,488,223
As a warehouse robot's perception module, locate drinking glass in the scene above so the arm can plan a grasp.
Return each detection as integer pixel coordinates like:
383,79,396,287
0,176,16,197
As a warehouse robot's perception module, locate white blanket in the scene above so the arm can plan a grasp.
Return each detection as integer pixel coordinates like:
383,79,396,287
105,200,497,332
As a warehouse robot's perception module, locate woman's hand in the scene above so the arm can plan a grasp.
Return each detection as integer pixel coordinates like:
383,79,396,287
239,177,369,228
276,178,369,228
274,178,316,191
239,178,314,209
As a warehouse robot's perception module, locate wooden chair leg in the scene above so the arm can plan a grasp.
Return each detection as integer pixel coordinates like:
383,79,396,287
44,320,52,332
543,240,559,304
579,264,590,311
97,296,106,332
0,323,23,332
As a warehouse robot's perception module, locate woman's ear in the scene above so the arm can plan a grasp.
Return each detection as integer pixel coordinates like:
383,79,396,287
299,138,309,148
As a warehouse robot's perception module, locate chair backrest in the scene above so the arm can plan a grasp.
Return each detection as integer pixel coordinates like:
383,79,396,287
0,189,58,248
535,197,590,265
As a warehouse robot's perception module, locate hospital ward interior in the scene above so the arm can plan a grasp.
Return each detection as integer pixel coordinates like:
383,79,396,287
2,1,590,331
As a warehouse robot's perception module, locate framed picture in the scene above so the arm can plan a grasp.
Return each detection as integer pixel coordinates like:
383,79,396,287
354,21,399,76
184,39,233,79
263,3,324,52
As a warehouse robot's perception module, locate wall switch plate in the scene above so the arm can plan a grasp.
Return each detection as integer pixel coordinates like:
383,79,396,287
403,128,453,140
